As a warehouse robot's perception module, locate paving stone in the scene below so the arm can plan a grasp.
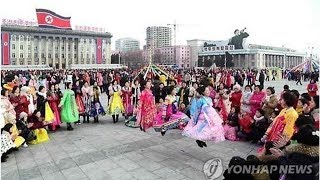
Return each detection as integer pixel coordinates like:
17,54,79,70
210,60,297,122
153,167,186,180
159,159,189,170
179,167,206,180
54,157,78,171
114,157,140,171
38,161,60,175
61,167,87,180
71,153,93,166
106,167,128,179
95,158,119,171
128,168,160,180
1,168,20,180
42,171,66,180
19,166,42,180
136,158,164,171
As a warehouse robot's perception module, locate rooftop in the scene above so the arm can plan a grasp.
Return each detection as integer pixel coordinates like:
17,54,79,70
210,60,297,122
1,25,112,38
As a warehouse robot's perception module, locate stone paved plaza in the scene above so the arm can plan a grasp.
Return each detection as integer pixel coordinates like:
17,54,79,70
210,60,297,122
1,79,309,180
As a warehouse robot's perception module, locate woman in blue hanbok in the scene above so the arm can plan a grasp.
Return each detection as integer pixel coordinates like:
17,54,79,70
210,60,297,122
183,86,225,148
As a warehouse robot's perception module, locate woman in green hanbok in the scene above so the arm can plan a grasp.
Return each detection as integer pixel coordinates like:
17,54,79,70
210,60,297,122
59,82,79,131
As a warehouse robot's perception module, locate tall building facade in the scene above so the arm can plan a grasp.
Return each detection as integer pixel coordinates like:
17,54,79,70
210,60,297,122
1,25,112,69
156,46,191,68
146,26,171,49
115,38,140,52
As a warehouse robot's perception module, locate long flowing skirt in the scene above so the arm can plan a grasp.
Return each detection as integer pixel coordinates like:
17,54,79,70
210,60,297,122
125,116,139,128
109,92,124,115
48,101,62,131
183,106,225,142
90,101,106,117
29,128,49,145
76,95,85,114
153,110,190,132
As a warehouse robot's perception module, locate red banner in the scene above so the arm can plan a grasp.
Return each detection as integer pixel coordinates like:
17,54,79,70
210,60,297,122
2,32,10,65
96,38,102,64
36,9,72,30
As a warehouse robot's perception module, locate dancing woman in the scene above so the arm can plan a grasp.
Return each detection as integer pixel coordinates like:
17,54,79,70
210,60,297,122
153,86,190,136
122,81,133,119
81,81,93,123
72,80,85,124
108,80,124,123
183,86,225,148
47,83,62,131
91,83,105,123
58,82,79,131
136,81,156,132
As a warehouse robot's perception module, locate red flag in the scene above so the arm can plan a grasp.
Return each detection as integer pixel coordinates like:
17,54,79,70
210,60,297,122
2,32,10,65
36,9,72,30
96,38,102,64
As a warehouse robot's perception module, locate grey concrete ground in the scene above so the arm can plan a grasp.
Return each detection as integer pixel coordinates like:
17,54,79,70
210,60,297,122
1,79,309,180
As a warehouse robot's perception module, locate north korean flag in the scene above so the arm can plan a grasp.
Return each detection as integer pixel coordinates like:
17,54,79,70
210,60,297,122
36,9,72,30
96,38,102,64
2,32,10,65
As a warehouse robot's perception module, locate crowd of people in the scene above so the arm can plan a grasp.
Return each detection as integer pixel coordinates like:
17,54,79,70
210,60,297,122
0,67,319,179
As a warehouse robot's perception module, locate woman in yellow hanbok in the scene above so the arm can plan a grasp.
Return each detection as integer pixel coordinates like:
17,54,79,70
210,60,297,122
108,80,124,123
27,110,49,145
3,113,25,148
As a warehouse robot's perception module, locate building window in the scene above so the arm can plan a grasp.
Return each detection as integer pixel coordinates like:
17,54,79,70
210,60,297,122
48,53,51,58
74,54,77,58
74,45,77,50
28,45,31,50
87,54,89,58
92,54,95,59
41,53,44,58
62,54,65,58
20,45,23,50
55,53,58,58
12,44,15,50
62,46,64,50
55,46,58,50
34,46,38,50
34,53,38,58
12,53,15,58
28,53,31,58
19,53,23,58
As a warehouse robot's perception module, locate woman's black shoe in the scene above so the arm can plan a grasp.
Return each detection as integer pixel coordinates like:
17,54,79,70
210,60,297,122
161,131,166,136
196,140,204,148
1,156,7,162
202,141,207,147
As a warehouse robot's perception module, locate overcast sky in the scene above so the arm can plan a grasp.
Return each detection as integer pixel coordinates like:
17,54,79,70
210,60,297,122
1,0,319,55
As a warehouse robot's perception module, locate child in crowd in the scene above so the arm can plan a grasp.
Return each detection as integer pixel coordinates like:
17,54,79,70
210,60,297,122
224,106,240,141
269,109,280,123
250,109,269,143
237,110,254,141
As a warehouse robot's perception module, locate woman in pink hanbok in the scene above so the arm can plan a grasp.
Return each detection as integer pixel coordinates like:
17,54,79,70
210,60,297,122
47,83,62,131
249,85,266,117
215,83,230,122
153,86,190,136
183,86,225,148
136,81,156,132
122,81,133,119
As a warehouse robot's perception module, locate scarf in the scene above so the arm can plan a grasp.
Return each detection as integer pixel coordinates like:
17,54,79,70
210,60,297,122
37,92,47,99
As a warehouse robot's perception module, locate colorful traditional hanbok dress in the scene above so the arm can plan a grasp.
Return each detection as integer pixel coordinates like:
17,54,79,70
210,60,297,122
153,95,190,133
259,107,298,154
124,106,140,128
81,86,93,118
59,89,79,123
47,90,62,131
137,88,156,131
122,86,133,119
183,96,225,142
108,85,124,115
73,85,85,115
90,86,105,117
